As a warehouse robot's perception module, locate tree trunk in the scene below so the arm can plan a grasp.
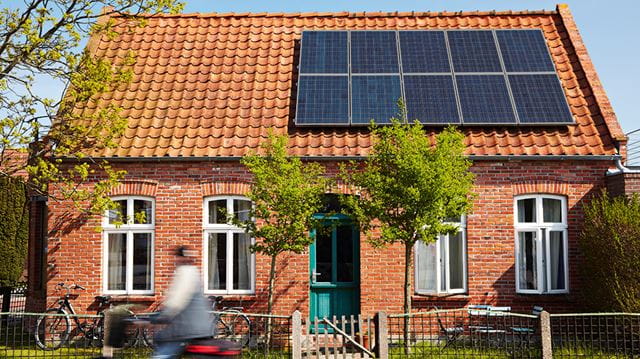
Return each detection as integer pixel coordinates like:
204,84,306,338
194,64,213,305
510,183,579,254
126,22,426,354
403,242,412,355
266,254,277,351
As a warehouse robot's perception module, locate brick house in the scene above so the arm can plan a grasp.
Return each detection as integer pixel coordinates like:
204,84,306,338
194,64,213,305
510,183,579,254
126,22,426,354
26,4,637,318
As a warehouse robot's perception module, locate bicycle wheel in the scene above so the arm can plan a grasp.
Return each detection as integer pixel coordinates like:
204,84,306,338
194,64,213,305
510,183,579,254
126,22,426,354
141,327,154,348
228,313,251,348
35,308,71,350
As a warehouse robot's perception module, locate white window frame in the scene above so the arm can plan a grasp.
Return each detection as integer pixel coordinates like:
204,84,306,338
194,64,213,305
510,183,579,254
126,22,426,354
514,194,569,295
414,217,467,295
203,196,256,295
102,196,155,295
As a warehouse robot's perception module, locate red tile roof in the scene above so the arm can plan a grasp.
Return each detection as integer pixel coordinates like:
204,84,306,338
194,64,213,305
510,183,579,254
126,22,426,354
81,4,624,158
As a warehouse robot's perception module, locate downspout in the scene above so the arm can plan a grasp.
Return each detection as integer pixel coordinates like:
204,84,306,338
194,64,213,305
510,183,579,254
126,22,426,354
607,157,640,176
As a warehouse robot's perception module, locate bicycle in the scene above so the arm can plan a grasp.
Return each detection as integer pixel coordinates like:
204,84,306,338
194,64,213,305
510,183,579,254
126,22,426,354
210,296,251,348
34,282,152,350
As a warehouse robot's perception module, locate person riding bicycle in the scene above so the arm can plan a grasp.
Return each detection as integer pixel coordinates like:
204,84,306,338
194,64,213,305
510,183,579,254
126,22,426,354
151,245,213,359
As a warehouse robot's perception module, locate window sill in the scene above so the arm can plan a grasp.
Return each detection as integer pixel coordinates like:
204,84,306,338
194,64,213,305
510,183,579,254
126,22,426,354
106,295,158,302
515,292,570,296
205,294,257,302
413,293,470,300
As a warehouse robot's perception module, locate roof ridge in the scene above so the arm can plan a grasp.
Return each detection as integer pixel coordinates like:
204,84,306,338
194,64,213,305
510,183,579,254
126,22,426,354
113,9,558,19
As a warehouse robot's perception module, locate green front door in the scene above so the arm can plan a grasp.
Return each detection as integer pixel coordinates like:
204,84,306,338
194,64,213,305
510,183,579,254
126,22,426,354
310,217,360,326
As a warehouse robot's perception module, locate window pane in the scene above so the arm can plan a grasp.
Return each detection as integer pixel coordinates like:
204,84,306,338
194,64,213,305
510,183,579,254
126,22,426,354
543,198,563,223
107,233,127,291
132,233,152,290
336,225,354,282
133,200,153,224
416,241,437,292
208,233,227,290
234,200,251,223
315,230,332,282
517,198,536,223
233,233,251,290
518,231,538,290
108,200,127,225
208,200,227,224
448,232,465,290
549,231,566,291
439,236,446,292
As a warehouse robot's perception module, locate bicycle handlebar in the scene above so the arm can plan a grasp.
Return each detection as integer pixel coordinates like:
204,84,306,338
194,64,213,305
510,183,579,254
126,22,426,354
56,282,86,294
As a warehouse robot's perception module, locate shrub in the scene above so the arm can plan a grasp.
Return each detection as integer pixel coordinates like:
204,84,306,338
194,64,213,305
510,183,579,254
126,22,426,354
0,177,29,287
580,191,640,312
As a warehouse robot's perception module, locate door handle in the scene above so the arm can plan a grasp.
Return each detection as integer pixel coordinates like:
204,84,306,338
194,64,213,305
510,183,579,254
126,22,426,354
312,271,321,282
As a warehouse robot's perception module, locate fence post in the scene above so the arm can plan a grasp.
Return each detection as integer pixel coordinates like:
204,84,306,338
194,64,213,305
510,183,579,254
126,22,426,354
540,310,552,359
292,310,302,359
0,286,11,324
375,311,388,359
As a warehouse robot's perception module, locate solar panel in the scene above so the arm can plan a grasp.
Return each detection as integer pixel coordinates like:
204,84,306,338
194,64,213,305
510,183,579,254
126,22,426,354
296,76,349,124
404,75,460,124
497,30,555,73
508,74,573,123
399,31,451,73
457,75,517,124
299,31,348,74
351,31,399,74
351,76,402,124
448,31,502,73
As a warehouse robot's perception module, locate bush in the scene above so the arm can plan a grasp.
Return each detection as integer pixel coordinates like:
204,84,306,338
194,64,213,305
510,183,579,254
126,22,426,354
0,177,28,287
580,191,640,312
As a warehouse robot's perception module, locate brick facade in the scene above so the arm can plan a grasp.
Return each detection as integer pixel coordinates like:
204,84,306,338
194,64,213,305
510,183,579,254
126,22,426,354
606,172,640,197
32,159,612,316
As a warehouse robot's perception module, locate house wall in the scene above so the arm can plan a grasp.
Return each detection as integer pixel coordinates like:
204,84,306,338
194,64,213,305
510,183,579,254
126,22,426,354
606,172,640,197
37,159,611,316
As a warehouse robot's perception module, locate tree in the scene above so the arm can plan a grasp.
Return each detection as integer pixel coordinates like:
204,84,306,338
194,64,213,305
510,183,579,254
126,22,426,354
340,109,474,351
581,191,640,312
237,134,331,318
0,0,183,215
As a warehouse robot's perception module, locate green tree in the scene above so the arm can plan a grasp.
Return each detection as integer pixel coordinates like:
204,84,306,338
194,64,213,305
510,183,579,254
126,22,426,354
0,177,28,287
581,191,640,312
340,109,474,350
237,134,331,317
0,0,183,215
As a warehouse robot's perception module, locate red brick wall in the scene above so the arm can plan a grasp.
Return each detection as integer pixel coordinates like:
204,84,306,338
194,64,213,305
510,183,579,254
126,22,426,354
606,172,640,197
39,159,611,315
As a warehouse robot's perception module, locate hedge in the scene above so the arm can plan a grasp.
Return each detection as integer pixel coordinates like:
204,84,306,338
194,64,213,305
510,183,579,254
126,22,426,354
580,191,640,312
0,177,29,287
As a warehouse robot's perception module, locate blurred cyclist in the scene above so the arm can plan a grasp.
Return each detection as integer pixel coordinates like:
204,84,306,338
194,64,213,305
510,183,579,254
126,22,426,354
151,245,213,359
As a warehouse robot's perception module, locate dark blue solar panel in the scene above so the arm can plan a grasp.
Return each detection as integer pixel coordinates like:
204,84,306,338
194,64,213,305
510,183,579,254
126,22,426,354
351,31,399,73
448,31,502,73
351,76,402,124
497,30,555,72
404,75,460,124
296,76,349,124
399,31,450,73
509,74,573,123
299,31,348,74
457,75,516,124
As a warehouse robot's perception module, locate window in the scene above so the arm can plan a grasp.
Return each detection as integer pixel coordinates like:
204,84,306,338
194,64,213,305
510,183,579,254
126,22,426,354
203,196,255,295
415,217,467,295
102,197,154,295
514,195,568,294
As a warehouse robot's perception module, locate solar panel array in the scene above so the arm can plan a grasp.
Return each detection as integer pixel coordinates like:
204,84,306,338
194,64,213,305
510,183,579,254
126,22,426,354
296,29,574,126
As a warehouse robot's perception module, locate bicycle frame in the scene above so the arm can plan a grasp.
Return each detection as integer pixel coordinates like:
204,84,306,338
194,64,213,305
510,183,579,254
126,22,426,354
53,288,104,337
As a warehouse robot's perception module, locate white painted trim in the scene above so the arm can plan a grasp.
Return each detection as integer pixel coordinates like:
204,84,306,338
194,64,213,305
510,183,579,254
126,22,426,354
414,217,467,295
202,196,256,295
102,230,155,295
514,194,569,295
103,196,155,229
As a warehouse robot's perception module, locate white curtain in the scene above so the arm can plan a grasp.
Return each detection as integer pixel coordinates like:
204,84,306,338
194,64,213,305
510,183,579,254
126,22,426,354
416,240,437,292
234,233,251,290
208,233,221,290
518,232,537,290
108,233,126,291
549,231,565,290
543,199,562,223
